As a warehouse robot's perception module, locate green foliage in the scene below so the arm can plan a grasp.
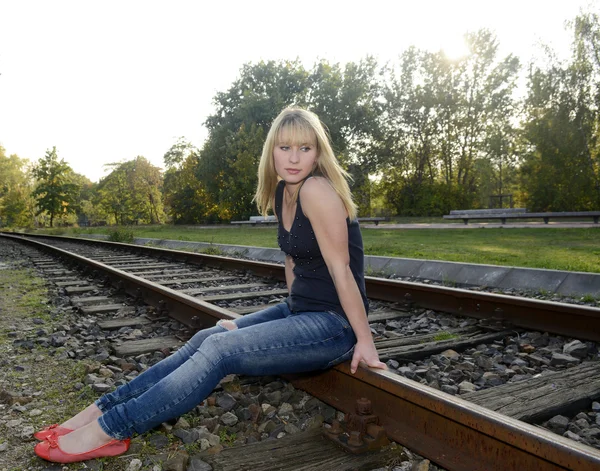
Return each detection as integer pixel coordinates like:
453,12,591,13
219,428,237,446
189,58,383,221
107,228,135,243
372,30,520,215
96,156,165,225
0,146,35,227
32,147,80,227
433,332,459,341
199,245,225,255
379,175,475,216
520,11,600,211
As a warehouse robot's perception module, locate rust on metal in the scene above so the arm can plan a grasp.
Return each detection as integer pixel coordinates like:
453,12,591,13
11,232,600,342
288,365,600,471
323,397,389,454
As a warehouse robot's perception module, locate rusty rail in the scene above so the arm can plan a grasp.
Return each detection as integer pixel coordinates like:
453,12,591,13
6,232,600,341
3,232,600,470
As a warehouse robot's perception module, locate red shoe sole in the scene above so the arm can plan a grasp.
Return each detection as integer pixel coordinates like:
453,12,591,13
34,438,130,463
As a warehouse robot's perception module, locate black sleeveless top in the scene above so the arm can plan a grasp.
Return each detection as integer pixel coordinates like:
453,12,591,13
275,179,369,318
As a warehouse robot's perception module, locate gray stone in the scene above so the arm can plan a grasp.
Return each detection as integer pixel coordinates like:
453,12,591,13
174,417,191,429
550,353,579,367
304,414,324,430
284,423,300,434
413,459,430,471
216,393,236,411
278,402,294,416
261,403,277,418
188,456,213,471
441,385,458,395
482,372,503,386
581,427,600,439
21,425,35,438
199,438,211,451
440,349,460,361
163,451,189,471
174,428,199,444
92,383,112,393
564,430,582,442
264,390,282,406
0,442,8,452
147,433,170,449
126,459,143,471
592,401,600,412
563,340,589,359
458,381,476,393
220,411,238,426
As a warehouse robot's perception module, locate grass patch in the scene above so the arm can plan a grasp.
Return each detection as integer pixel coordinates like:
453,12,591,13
199,246,225,256
432,331,460,341
35,224,600,273
107,228,135,243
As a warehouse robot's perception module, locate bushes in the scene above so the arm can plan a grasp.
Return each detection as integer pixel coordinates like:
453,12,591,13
384,181,477,216
107,229,135,243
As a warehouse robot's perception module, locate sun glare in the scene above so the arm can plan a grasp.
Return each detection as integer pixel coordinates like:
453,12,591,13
441,36,470,61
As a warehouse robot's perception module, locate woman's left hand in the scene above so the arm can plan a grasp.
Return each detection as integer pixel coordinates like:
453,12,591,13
350,339,387,374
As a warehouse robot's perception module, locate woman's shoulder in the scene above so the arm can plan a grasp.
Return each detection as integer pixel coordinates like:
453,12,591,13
301,176,334,194
300,177,344,214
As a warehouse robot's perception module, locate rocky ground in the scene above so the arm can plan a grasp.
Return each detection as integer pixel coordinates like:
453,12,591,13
0,240,440,471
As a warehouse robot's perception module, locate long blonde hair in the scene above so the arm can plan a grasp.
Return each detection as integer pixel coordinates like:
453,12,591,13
254,107,357,220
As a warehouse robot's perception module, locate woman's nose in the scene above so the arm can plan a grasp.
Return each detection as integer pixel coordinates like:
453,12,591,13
289,149,300,162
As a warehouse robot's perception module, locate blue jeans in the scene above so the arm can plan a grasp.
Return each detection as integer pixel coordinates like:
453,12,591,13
95,303,356,439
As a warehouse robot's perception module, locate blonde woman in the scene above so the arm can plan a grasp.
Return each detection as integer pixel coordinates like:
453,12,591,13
34,107,385,464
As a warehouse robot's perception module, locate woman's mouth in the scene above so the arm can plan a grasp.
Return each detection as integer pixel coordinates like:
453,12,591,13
286,169,300,174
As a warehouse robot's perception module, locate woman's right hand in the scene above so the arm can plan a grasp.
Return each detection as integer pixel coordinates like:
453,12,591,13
350,339,387,374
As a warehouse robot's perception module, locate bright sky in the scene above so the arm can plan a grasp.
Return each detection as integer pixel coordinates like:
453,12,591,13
0,0,596,182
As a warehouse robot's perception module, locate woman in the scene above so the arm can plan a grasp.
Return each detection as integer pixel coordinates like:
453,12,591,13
34,107,385,464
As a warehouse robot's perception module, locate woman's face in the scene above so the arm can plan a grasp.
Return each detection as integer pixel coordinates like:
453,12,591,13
273,129,318,186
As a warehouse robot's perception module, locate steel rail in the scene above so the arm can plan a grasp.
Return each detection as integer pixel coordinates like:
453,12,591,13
3,233,600,469
287,365,600,471
6,232,600,341
0,233,239,329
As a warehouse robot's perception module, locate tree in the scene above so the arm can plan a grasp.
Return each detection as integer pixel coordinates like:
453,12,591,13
96,157,164,225
375,30,519,215
0,146,35,227
521,11,600,211
197,60,310,219
32,147,79,227
193,58,384,220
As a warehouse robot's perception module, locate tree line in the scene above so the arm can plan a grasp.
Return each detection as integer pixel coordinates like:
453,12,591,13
1,12,600,227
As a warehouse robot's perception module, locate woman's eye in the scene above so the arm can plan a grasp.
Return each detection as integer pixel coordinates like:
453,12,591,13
301,146,311,152
280,146,289,151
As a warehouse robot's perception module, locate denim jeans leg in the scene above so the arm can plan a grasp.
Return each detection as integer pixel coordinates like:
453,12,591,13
97,309,355,439
95,303,290,414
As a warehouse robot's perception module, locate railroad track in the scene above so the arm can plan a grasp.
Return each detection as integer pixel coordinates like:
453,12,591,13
2,232,600,471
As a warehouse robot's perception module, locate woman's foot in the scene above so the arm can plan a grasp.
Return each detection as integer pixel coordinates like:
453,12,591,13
33,424,73,441
35,403,103,441
60,403,103,430
34,421,130,464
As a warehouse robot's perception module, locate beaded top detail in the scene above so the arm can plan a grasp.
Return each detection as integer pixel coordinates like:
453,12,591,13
274,179,368,317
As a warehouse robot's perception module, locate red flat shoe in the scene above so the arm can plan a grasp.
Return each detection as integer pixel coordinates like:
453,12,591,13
34,436,131,463
33,424,73,441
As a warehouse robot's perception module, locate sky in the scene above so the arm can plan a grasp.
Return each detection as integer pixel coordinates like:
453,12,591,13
0,0,597,183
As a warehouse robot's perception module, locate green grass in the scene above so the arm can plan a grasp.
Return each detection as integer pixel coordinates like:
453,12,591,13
33,224,600,273
432,331,460,341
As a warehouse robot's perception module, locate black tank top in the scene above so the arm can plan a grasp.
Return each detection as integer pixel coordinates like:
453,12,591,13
275,179,369,317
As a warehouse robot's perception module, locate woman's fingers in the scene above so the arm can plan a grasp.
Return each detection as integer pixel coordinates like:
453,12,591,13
350,351,388,374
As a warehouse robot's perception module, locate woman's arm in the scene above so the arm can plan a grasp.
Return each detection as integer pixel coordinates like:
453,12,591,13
300,178,386,374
